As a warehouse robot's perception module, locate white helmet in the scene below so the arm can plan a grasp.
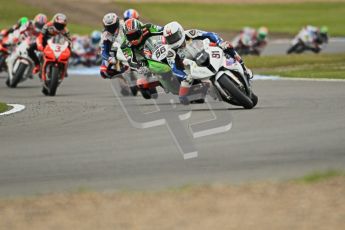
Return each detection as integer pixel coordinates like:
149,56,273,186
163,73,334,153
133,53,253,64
163,21,185,49
102,13,119,33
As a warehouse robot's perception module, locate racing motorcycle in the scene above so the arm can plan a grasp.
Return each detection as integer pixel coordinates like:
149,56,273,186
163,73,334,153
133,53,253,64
287,34,327,54
123,35,179,99
114,36,170,99
0,38,11,73
5,37,35,88
181,39,258,109
41,34,71,96
233,34,262,56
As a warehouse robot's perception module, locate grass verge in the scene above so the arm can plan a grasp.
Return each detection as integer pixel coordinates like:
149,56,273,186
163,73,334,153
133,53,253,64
0,102,9,113
115,2,345,36
295,170,345,183
0,171,344,230
246,53,345,79
0,0,95,34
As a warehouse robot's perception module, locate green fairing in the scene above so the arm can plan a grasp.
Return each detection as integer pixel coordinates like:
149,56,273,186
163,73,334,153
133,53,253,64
147,59,171,74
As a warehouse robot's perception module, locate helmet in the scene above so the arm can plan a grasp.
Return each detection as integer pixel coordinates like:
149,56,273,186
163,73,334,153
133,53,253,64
53,13,67,31
320,26,328,35
33,13,48,31
91,30,101,45
123,18,143,46
103,13,120,34
18,17,29,26
123,9,140,21
319,26,329,44
257,27,268,41
163,21,185,49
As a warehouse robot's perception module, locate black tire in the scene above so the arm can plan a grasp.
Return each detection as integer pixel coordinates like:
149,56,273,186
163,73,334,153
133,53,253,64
48,66,60,96
0,55,5,72
140,88,152,99
130,86,138,96
218,74,254,109
9,63,27,88
251,93,258,108
150,88,158,99
42,87,49,96
287,43,300,54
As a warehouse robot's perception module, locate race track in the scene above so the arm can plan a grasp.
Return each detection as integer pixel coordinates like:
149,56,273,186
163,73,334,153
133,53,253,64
262,38,345,55
1,73,345,197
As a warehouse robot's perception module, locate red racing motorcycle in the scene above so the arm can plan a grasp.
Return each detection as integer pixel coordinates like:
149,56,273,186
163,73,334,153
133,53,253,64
41,34,71,96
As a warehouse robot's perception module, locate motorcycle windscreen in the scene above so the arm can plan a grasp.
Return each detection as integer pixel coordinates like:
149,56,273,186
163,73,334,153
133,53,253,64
147,59,171,74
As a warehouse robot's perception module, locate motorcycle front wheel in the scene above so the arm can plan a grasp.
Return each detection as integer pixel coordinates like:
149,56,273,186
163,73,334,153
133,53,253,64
8,62,27,88
48,66,60,96
218,74,254,109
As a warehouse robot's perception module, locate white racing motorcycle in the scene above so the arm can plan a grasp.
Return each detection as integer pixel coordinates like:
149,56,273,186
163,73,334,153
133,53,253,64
5,36,35,88
182,39,258,109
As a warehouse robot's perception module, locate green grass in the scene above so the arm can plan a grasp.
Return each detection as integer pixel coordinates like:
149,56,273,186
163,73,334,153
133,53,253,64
245,53,345,79
115,2,345,36
0,0,94,34
0,102,9,113
295,170,344,183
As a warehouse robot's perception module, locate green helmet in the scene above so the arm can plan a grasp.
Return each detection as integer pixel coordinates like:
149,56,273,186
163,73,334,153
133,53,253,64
18,17,29,26
257,26,268,41
320,26,328,34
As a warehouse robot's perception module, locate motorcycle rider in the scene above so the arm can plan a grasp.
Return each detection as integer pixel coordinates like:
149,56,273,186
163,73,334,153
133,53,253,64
121,18,163,70
232,26,268,55
123,9,140,21
290,25,329,53
28,13,70,74
10,14,48,45
163,21,251,103
100,12,129,79
90,30,101,48
0,17,29,41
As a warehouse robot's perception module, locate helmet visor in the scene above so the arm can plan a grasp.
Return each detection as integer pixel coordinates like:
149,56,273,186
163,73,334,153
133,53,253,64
166,30,183,45
126,30,142,42
35,22,44,30
105,20,119,34
54,22,65,31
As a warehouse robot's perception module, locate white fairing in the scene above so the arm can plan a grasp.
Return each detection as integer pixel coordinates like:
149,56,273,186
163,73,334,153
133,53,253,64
6,38,34,83
183,39,242,80
151,44,169,62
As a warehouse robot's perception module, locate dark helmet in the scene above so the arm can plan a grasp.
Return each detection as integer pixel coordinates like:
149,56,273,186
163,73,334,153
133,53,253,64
33,13,48,31
53,13,67,31
123,18,144,46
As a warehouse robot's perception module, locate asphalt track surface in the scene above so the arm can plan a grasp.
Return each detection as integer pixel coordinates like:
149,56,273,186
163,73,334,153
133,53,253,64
1,40,345,197
262,38,345,55
1,72,345,197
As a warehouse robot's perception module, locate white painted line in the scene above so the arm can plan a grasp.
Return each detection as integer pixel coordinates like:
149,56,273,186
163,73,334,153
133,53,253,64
277,77,345,82
69,66,99,75
0,104,26,116
253,74,345,82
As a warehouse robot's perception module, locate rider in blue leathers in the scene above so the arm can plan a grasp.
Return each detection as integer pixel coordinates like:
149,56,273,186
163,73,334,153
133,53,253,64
165,26,249,81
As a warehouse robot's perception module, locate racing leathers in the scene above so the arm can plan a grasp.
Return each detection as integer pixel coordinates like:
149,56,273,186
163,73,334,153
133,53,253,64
169,29,249,81
27,21,71,70
232,27,268,54
293,25,327,53
99,20,126,79
121,23,163,71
